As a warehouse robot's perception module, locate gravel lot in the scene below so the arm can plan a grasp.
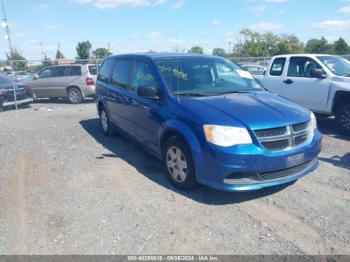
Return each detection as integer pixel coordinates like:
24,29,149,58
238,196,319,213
0,101,349,255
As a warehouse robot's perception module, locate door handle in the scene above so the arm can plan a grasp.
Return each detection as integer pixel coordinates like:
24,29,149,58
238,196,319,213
284,79,293,85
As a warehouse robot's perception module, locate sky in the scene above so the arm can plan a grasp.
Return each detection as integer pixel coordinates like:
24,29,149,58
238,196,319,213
1,0,350,60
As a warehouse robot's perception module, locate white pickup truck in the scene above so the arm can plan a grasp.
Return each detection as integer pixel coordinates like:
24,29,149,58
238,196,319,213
261,54,350,135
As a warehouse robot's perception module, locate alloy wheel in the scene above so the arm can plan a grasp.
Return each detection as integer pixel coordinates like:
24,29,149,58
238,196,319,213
166,146,188,183
100,110,109,133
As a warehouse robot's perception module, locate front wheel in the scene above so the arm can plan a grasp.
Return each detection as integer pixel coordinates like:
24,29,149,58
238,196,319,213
336,104,350,136
68,87,83,104
163,137,199,190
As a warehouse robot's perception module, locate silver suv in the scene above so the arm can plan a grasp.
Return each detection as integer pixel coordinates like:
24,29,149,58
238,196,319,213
26,64,97,104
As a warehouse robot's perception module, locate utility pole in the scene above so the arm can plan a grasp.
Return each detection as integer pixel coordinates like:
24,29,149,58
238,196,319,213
228,41,232,54
1,0,17,110
58,42,62,59
38,42,45,60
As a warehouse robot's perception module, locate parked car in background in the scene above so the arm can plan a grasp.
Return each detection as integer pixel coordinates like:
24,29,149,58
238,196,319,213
262,54,350,135
0,73,33,112
96,53,321,192
241,64,266,85
24,64,97,104
13,71,34,82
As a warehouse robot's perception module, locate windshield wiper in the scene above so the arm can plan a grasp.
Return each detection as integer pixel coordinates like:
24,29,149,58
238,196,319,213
174,92,208,97
210,90,251,95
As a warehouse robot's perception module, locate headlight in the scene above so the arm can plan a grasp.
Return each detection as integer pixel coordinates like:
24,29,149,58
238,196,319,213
310,112,317,131
203,125,253,147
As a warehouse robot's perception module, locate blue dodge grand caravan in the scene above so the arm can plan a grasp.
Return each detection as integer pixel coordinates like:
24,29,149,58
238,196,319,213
96,53,322,192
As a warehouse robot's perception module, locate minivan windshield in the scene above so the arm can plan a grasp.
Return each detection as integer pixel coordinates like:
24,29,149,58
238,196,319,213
317,56,350,76
154,56,263,96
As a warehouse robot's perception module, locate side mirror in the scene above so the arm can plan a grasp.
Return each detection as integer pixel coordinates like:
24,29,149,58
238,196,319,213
33,74,39,80
310,69,326,79
137,86,160,99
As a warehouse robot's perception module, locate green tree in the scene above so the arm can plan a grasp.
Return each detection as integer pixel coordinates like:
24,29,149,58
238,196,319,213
233,29,265,57
188,46,204,54
55,49,65,59
305,37,334,54
212,48,226,57
76,41,92,59
333,37,349,55
92,48,112,59
6,48,27,71
277,35,304,55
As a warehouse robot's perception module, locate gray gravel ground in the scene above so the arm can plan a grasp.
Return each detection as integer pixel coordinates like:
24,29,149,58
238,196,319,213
0,101,349,255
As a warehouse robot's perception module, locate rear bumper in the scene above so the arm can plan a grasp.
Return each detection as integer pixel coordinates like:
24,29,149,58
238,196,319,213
82,86,96,97
194,131,322,192
3,98,33,107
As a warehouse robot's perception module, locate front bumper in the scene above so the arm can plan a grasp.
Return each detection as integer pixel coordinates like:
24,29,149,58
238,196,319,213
195,131,322,192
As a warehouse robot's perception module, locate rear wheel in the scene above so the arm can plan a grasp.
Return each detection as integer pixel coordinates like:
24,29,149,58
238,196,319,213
68,87,83,104
336,104,350,136
99,107,115,136
163,137,198,190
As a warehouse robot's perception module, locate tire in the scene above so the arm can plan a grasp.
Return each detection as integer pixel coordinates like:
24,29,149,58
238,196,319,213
336,104,350,136
0,97,6,112
163,137,198,190
99,106,115,137
67,87,83,104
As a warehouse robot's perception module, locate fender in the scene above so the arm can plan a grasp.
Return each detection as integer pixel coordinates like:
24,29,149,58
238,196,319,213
159,119,202,153
158,119,206,182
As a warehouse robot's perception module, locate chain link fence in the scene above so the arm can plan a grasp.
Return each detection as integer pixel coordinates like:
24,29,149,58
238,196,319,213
1,55,350,112
0,59,102,112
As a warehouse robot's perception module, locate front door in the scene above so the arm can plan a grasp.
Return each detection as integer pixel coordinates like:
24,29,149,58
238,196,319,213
30,67,54,98
122,60,162,153
282,56,330,111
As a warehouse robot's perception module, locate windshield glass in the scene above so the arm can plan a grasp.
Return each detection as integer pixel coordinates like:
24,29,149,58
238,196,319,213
317,56,350,76
154,56,263,96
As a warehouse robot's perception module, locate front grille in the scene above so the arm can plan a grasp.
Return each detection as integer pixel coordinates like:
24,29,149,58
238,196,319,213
254,121,311,152
258,161,311,181
255,127,287,137
292,122,309,132
262,139,290,151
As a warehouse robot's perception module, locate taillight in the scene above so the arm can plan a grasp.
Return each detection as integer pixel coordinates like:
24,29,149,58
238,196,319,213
86,77,95,86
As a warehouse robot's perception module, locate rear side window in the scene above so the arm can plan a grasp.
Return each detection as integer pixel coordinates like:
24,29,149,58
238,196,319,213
69,66,82,76
270,58,286,76
88,65,97,75
98,59,115,82
111,59,134,88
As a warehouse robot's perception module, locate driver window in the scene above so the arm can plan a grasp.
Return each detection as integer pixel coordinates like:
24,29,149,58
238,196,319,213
130,61,158,93
39,68,52,78
288,57,322,78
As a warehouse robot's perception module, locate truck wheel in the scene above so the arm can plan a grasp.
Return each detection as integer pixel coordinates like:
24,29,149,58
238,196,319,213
163,137,199,191
68,87,83,104
336,104,350,136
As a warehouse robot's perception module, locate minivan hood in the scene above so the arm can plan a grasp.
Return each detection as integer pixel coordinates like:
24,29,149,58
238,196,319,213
179,92,310,130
